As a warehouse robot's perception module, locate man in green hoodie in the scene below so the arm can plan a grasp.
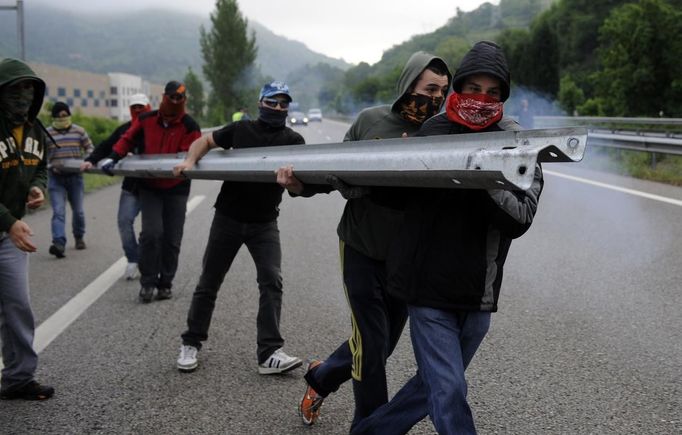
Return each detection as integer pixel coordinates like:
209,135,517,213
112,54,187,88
0,58,54,400
276,51,450,429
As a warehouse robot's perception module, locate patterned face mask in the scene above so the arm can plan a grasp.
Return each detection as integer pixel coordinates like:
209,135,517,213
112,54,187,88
0,81,34,126
399,93,444,125
445,92,503,131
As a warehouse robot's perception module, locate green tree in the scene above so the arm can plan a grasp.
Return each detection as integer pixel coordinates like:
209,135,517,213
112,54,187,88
593,0,682,116
200,0,257,120
434,37,471,68
183,67,205,122
524,14,560,95
558,74,585,115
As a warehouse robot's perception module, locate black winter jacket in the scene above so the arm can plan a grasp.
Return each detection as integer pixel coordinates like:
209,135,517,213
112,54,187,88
86,121,144,194
386,114,543,312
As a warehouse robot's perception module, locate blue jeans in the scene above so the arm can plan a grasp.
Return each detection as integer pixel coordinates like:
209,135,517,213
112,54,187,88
48,172,85,247
117,189,140,263
351,306,491,435
0,234,38,390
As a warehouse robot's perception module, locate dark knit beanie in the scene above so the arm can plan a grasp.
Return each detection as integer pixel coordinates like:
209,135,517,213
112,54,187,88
51,101,71,117
451,41,511,102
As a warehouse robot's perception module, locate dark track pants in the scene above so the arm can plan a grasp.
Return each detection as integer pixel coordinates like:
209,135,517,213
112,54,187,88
138,188,188,289
304,241,408,429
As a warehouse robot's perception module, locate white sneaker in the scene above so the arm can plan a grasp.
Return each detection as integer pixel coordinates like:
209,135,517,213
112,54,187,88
177,345,199,372
124,262,139,280
258,348,302,375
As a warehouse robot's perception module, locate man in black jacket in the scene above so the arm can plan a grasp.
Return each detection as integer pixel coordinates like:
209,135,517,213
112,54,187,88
351,41,544,435
80,94,151,280
276,52,451,428
173,81,303,375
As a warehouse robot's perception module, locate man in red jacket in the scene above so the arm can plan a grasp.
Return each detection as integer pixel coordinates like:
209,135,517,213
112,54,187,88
102,81,201,303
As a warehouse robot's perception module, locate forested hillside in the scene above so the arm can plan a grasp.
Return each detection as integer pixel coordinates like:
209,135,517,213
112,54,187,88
323,0,682,118
0,3,350,85
320,0,556,113
499,0,682,116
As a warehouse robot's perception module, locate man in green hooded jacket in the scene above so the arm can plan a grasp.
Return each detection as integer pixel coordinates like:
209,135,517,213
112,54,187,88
0,58,54,400
276,51,451,428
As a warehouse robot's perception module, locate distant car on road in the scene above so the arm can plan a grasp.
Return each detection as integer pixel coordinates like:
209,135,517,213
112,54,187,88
307,108,323,122
288,111,308,126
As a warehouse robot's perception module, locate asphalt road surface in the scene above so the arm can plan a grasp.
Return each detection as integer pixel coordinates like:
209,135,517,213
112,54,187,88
1,119,680,434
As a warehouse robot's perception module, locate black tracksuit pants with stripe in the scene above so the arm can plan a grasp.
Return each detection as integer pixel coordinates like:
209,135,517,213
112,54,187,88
304,242,408,428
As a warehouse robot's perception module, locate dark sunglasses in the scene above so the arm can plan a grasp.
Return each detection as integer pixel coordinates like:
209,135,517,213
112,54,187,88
262,98,290,109
168,93,185,102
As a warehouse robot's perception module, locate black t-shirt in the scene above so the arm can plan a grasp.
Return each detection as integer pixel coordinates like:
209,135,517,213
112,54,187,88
211,120,305,222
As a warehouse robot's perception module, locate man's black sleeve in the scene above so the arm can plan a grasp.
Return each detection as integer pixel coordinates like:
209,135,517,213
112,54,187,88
86,122,130,164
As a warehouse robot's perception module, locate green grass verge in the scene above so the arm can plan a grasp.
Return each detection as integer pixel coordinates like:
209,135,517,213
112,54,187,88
587,148,682,186
83,173,122,193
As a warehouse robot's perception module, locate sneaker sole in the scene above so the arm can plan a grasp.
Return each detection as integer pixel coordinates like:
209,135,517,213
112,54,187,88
300,394,324,425
301,410,320,426
0,393,53,400
0,390,54,400
48,246,65,258
258,359,303,375
177,363,198,373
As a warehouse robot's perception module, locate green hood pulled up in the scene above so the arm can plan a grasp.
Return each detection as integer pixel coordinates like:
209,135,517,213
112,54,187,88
0,58,46,122
390,51,451,113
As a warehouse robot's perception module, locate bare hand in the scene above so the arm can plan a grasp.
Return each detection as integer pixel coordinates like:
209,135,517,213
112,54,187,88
275,165,304,194
26,186,44,209
9,220,37,252
80,161,93,171
173,160,194,177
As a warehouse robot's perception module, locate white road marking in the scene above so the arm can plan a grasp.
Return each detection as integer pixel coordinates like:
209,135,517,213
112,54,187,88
0,195,206,369
544,169,682,207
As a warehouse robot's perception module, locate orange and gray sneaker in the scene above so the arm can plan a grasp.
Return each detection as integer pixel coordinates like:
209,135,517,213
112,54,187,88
299,359,325,425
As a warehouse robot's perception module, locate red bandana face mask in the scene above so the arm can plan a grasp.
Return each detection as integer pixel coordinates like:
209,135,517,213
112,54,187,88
159,94,186,123
446,92,503,131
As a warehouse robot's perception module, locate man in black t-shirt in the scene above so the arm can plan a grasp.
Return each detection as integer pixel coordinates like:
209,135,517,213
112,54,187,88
172,81,304,375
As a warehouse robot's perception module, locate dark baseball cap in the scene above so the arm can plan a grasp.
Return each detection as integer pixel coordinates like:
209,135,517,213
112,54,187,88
164,80,186,96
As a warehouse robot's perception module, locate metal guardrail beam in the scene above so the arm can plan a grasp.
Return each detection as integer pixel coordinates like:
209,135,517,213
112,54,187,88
527,116,682,156
57,127,586,191
587,132,682,156
534,116,682,127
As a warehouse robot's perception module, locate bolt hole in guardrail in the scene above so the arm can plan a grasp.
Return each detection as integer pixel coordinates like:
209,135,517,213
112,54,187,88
549,152,558,158
518,165,527,175
451,179,462,185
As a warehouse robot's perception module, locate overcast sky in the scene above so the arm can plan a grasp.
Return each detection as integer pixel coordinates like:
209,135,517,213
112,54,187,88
47,0,495,64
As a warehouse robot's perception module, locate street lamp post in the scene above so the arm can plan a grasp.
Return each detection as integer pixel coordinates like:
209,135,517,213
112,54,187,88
0,1,25,60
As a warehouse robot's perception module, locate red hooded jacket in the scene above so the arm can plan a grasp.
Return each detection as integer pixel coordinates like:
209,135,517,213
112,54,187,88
112,110,200,190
